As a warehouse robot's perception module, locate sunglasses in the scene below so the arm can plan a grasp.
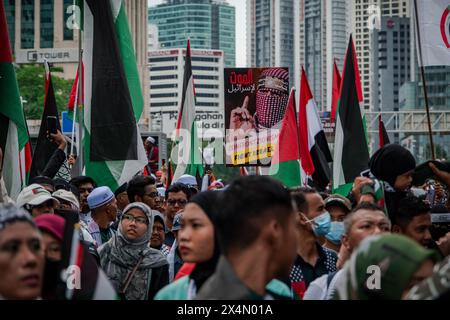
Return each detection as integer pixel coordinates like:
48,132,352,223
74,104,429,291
167,199,188,206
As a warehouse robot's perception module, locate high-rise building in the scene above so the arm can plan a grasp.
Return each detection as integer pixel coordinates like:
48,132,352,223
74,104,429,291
6,0,150,120
149,0,235,67
351,0,410,110
148,23,159,50
372,17,411,143
294,0,350,111
247,0,295,86
148,48,224,137
372,16,411,113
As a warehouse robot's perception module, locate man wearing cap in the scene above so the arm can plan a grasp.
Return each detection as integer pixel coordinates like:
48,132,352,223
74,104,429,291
323,194,352,253
16,184,60,218
86,186,118,246
144,136,159,174
150,213,170,256
175,174,199,196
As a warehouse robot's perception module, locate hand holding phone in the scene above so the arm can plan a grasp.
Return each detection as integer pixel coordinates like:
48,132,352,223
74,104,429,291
47,116,58,135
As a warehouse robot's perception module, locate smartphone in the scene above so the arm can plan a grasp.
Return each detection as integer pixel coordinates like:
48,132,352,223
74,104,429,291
47,116,58,134
426,187,436,206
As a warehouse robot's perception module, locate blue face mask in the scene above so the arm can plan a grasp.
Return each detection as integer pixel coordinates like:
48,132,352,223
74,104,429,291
325,221,345,244
308,211,331,237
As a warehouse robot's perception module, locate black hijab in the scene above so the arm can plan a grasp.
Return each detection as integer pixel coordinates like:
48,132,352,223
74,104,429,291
369,144,416,187
187,191,221,290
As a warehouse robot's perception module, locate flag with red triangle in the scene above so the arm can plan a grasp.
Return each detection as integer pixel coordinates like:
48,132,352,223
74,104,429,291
269,88,302,188
0,1,32,199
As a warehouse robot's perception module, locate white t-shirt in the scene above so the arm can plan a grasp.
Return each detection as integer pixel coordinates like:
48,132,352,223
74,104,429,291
303,269,343,300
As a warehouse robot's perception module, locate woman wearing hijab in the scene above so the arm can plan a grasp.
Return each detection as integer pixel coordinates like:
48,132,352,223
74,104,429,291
367,144,416,221
332,234,439,300
98,202,169,300
154,191,292,300
0,204,45,300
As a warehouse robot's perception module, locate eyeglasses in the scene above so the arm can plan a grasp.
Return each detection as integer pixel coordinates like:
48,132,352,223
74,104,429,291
167,199,188,206
122,213,148,225
144,192,159,199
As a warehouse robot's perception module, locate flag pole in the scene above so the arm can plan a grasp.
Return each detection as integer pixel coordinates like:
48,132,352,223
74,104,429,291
77,23,84,175
69,73,78,161
413,0,435,160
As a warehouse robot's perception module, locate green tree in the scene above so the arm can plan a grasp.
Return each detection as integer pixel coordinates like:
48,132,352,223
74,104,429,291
15,64,73,120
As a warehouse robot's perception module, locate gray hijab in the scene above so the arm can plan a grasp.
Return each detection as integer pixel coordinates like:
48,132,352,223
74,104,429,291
99,202,167,300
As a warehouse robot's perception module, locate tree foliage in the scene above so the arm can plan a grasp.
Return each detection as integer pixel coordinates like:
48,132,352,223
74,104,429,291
15,64,73,120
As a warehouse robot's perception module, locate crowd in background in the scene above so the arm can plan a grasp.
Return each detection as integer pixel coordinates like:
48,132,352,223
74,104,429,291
0,140,450,300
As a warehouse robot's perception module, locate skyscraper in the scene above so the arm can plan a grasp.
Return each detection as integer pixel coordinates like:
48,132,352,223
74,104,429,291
372,16,411,143
372,16,411,113
247,0,295,86
351,0,410,110
294,0,350,111
149,0,235,67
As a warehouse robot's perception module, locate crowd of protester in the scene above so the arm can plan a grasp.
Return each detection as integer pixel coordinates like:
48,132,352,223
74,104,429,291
0,142,450,300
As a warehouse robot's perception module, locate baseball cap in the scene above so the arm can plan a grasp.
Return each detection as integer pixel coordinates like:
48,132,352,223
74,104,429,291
324,194,352,213
52,189,80,210
87,186,115,210
154,212,166,229
16,184,60,208
172,213,183,232
146,136,156,144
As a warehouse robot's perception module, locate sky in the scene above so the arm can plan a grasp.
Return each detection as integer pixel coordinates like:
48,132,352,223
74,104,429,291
148,0,247,67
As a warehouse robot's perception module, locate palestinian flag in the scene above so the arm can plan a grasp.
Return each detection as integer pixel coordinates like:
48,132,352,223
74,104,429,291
0,1,32,199
269,88,302,188
82,0,147,190
330,60,341,122
298,67,332,190
378,115,390,149
333,35,369,196
29,61,62,180
57,210,117,300
171,40,204,182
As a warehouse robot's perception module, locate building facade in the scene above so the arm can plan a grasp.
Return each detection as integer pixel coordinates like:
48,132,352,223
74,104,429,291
5,0,150,121
149,0,235,67
372,16,411,113
293,0,350,111
148,23,159,50
247,0,295,86
351,0,410,110
148,48,224,137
